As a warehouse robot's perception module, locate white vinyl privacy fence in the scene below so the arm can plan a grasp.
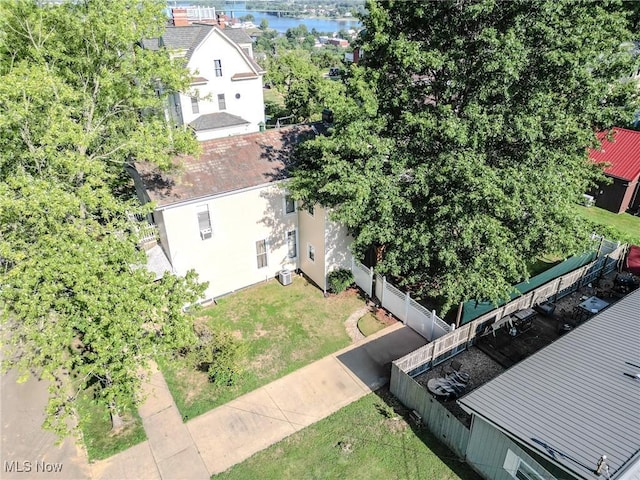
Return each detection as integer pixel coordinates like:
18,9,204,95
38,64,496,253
350,260,450,341
351,258,373,297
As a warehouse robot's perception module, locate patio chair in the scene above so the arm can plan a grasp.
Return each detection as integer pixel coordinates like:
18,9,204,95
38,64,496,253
442,359,463,376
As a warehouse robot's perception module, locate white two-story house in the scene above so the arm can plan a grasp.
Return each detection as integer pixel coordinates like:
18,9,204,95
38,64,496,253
143,24,265,140
129,125,353,301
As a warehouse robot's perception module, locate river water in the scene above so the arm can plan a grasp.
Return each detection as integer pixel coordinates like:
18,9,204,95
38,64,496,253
170,1,362,33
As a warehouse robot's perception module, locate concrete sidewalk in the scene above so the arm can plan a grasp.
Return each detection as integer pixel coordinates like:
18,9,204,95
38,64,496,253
91,363,209,480
187,323,427,475
3,323,427,479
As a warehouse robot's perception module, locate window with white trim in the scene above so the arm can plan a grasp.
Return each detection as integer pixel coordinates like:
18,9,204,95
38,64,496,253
503,450,545,480
214,59,222,77
218,93,226,110
307,243,315,262
287,230,297,258
191,96,199,114
284,195,296,214
256,239,268,268
197,204,212,240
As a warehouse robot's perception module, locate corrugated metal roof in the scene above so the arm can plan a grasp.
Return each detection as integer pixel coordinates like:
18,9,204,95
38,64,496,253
459,289,640,480
590,128,640,181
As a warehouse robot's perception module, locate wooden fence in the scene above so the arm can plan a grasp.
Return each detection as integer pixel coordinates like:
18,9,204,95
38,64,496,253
389,240,627,464
391,242,627,378
391,364,470,458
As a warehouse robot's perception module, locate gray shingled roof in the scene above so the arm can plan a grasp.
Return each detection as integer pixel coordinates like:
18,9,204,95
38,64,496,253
142,25,263,71
459,289,640,480
188,112,249,131
145,245,173,280
222,28,252,45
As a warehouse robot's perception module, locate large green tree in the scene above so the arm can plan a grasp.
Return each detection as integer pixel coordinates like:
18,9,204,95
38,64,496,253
289,0,640,313
0,0,204,436
267,49,345,122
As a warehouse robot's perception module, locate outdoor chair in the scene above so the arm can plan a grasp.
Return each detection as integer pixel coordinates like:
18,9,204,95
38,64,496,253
442,359,463,376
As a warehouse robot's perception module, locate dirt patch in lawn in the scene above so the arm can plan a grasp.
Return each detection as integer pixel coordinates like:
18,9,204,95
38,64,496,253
372,306,398,326
384,417,409,434
180,368,209,404
231,330,243,340
253,324,268,338
248,352,279,377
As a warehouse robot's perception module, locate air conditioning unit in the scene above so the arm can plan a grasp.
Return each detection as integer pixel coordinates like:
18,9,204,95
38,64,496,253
278,269,292,286
583,194,595,207
200,228,212,240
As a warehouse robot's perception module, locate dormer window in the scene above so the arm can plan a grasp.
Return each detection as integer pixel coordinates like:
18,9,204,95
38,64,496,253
214,59,222,77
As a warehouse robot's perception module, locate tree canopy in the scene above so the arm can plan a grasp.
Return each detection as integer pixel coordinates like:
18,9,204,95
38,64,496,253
266,49,345,122
288,0,640,313
0,0,204,436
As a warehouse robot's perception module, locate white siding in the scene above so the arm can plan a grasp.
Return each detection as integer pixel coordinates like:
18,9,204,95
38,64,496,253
194,122,255,141
324,213,353,275
298,205,326,290
159,184,297,300
178,29,264,134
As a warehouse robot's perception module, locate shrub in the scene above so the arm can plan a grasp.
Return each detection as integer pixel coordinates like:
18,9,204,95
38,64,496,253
327,268,354,294
184,324,244,386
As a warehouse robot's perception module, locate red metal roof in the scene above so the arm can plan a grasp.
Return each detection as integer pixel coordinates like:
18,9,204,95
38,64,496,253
589,127,640,182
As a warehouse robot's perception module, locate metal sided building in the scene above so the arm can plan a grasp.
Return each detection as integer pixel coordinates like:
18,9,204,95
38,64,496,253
458,289,640,480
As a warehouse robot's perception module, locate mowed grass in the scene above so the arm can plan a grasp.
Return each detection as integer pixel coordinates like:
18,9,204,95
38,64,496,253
214,390,481,480
160,276,367,421
357,312,387,336
575,205,640,245
76,386,146,461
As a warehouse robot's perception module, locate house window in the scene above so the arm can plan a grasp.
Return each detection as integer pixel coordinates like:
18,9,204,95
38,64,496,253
307,244,315,262
287,230,297,258
256,239,268,268
197,204,212,240
214,59,222,77
218,94,226,110
285,195,296,214
306,204,314,216
191,96,199,114
503,450,545,480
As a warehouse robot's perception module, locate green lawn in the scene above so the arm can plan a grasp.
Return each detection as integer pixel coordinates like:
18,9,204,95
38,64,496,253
214,390,480,480
76,386,146,461
357,312,387,336
575,205,640,245
160,276,367,421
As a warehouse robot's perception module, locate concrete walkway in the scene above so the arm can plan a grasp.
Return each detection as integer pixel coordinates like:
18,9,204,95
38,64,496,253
91,363,209,480
4,323,427,479
188,322,426,475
